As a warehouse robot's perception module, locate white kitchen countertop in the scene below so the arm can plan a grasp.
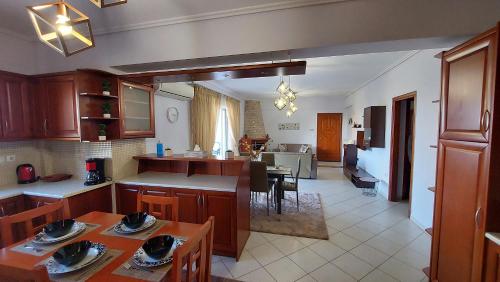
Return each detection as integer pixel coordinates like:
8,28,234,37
486,232,500,246
117,172,238,193
0,179,113,200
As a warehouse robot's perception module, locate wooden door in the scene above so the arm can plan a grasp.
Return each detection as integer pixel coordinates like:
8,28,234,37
116,184,141,215
203,191,236,253
39,75,80,138
317,113,342,161
171,189,202,224
431,140,488,282
440,30,497,143
0,75,32,139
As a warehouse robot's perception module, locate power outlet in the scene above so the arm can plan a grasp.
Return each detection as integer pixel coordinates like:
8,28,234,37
6,155,15,162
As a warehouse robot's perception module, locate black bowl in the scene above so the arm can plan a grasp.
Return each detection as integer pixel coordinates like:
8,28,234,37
53,240,92,266
121,212,148,229
43,219,75,238
142,235,175,260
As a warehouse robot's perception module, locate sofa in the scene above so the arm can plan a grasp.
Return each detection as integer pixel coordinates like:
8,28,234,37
262,144,318,179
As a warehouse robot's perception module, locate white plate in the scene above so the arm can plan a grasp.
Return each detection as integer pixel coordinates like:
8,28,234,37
113,215,157,234
132,237,185,268
45,242,107,275
33,222,87,245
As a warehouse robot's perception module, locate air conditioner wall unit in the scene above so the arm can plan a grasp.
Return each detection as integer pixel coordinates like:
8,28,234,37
155,82,194,101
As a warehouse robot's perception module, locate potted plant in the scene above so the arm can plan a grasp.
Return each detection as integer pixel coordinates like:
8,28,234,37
165,147,173,157
102,102,112,118
225,150,234,159
98,124,107,141
102,80,111,95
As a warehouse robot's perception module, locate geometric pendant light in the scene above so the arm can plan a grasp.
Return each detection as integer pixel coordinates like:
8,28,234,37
27,1,95,57
273,76,299,117
88,0,127,8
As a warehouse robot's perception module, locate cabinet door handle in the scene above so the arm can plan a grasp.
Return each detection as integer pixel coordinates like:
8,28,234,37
43,119,48,134
0,205,5,217
475,207,482,228
201,195,204,206
4,121,7,130
197,195,201,206
482,110,491,133
36,201,41,208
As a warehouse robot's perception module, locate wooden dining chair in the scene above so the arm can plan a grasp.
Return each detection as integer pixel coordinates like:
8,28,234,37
137,193,179,221
0,200,64,247
282,158,301,211
250,161,275,215
171,216,215,282
0,265,50,282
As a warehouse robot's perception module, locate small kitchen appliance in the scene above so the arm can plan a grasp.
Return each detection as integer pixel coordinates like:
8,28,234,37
84,158,106,186
16,164,39,184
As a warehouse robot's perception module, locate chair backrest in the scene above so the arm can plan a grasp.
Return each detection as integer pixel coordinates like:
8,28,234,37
292,158,302,184
137,194,179,221
261,153,275,167
171,216,215,282
250,161,270,193
0,201,64,247
0,265,50,282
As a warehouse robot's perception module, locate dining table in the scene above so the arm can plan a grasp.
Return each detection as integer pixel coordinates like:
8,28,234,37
266,166,292,215
0,211,203,281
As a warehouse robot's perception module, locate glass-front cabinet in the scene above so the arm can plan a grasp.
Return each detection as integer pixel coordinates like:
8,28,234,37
119,80,155,138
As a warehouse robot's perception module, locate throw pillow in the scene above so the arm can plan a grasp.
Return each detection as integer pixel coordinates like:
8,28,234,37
299,144,310,153
278,144,287,152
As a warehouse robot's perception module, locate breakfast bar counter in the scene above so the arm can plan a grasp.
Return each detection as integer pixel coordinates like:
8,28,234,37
0,180,113,200
115,154,250,260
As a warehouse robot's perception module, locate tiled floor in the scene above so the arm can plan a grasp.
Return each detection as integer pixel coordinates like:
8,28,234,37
212,166,431,282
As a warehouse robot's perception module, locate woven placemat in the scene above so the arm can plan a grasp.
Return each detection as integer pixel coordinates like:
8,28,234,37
10,223,101,257
112,257,171,282
100,220,168,240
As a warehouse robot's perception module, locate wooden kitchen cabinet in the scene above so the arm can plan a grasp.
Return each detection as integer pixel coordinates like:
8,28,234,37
0,73,32,140
0,195,24,217
430,24,500,282
119,80,155,138
116,183,141,215
35,75,80,139
170,188,204,224
485,238,500,282
64,185,112,218
203,191,236,253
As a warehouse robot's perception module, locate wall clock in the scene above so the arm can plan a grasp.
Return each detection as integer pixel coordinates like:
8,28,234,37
167,107,179,123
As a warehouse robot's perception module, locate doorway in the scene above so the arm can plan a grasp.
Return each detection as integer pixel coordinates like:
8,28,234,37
388,92,416,216
317,113,342,161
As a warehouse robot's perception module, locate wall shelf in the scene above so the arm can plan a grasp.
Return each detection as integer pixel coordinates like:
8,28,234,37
80,93,118,99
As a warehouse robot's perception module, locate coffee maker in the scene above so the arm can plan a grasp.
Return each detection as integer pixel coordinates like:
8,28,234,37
85,158,106,186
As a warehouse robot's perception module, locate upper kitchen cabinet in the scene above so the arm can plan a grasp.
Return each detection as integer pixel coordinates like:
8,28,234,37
440,30,497,143
119,80,155,138
0,72,32,140
35,74,80,139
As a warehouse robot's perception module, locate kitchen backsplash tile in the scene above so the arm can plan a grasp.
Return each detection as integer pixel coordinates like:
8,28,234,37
0,139,146,186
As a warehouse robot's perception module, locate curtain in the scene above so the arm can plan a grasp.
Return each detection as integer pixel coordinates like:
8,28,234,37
226,96,241,154
190,85,221,152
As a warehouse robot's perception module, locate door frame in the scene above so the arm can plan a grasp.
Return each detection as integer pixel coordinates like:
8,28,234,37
316,113,343,162
388,92,416,211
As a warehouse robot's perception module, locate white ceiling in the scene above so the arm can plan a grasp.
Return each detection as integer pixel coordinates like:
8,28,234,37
0,0,329,37
207,51,416,98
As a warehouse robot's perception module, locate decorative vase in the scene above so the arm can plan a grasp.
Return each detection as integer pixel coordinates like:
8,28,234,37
103,113,111,118
102,91,110,96
98,136,106,141
166,149,173,157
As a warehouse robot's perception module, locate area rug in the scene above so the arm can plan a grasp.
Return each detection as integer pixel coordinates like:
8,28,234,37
250,192,329,240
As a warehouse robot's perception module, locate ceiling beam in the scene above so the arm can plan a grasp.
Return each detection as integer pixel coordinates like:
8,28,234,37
121,61,306,85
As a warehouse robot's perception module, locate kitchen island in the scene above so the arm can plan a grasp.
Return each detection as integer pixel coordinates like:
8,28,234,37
116,154,250,260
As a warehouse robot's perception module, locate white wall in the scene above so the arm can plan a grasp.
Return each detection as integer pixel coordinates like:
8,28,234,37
146,95,191,154
344,49,446,229
0,31,36,74
260,96,345,153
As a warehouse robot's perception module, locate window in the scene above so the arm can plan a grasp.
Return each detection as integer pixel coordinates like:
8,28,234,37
213,108,229,157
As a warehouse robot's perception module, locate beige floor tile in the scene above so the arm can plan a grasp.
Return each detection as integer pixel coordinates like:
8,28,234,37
343,225,376,242
349,244,390,267
288,247,328,273
310,263,356,282
249,242,286,266
265,257,307,282
365,235,404,256
245,232,269,250
309,240,346,261
222,251,261,278
211,261,233,279
238,267,277,282
332,253,374,280
394,247,430,270
360,269,399,282
296,237,319,246
271,236,306,255
379,258,426,282
329,232,362,251
295,274,317,282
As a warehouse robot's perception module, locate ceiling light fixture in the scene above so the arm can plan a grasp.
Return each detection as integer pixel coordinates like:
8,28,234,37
273,76,299,117
88,0,127,8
